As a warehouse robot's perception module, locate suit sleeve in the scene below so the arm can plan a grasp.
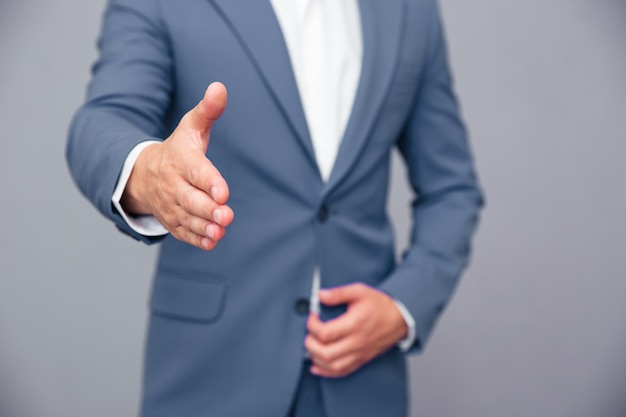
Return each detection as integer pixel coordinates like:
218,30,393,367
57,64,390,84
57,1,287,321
377,0,485,353
66,0,172,244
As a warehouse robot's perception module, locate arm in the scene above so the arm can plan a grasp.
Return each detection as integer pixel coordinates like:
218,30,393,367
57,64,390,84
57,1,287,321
377,0,484,353
305,0,483,376
66,0,173,243
66,0,233,248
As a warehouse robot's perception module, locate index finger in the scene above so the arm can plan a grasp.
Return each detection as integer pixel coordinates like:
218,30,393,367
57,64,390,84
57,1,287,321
183,153,230,205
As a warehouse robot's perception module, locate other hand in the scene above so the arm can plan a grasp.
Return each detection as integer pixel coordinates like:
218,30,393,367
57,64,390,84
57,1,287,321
121,82,234,250
305,283,409,378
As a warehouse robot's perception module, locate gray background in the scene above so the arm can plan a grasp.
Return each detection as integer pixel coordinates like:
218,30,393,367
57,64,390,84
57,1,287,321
1,0,625,416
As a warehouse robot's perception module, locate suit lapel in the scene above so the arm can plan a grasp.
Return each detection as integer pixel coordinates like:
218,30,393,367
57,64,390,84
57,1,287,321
209,0,406,190
324,0,407,196
209,0,317,167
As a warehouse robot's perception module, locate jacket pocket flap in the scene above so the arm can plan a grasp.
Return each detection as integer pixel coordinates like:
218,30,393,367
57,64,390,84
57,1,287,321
150,271,225,322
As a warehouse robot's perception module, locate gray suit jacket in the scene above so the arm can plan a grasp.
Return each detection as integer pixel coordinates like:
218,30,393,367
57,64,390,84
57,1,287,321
67,0,483,415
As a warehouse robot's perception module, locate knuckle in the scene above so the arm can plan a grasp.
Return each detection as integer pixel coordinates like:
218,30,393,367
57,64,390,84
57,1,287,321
178,212,191,230
350,313,364,328
186,165,197,186
318,329,332,343
318,350,333,364
173,226,209,251
163,211,178,227
180,189,195,211
304,336,314,351
197,167,210,190
343,317,356,332
353,336,367,352
328,362,344,375
171,225,186,241
172,205,187,223
187,158,207,186
316,354,331,367
192,236,205,250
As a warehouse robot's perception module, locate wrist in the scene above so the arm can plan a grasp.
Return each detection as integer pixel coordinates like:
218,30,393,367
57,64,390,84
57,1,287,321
382,292,409,343
393,307,409,342
121,143,161,215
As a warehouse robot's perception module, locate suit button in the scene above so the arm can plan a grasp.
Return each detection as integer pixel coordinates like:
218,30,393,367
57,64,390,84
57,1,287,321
317,205,329,222
295,298,310,315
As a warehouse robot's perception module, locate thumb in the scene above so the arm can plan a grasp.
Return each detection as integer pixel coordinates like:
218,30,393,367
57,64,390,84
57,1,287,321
318,283,367,307
186,82,227,148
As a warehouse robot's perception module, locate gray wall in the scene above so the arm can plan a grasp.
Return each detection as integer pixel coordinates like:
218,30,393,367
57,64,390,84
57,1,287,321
0,1,624,416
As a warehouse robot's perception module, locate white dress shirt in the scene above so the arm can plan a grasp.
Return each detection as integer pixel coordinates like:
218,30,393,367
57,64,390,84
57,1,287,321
112,0,416,351
271,0,361,181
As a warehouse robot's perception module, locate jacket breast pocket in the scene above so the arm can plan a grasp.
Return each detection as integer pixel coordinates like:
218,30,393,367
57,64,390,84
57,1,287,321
149,269,226,323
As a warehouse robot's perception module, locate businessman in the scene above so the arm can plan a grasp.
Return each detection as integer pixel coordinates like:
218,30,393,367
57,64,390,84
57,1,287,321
67,0,483,416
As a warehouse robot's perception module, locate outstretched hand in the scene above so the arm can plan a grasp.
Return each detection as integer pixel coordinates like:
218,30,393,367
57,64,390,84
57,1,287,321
121,82,234,250
305,283,409,378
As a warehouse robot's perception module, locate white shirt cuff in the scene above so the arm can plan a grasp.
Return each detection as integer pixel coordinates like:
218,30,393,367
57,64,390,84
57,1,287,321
393,299,417,352
111,141,169,237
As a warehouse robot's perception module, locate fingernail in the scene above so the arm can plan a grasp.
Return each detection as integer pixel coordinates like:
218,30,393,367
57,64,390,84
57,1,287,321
206,225,215,240
319,289,330,297
213,208,223,225
211,186,220,202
